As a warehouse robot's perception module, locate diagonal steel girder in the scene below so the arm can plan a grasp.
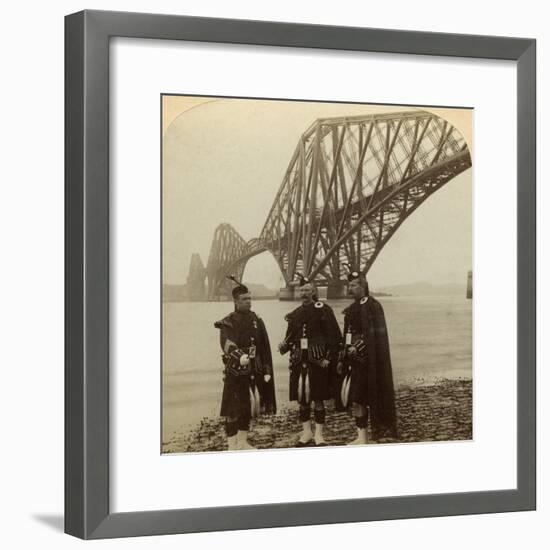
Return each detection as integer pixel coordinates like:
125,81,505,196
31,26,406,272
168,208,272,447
205,110,472,296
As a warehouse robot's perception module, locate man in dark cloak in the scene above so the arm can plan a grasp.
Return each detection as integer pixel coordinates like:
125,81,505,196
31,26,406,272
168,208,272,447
278,275,342,446
338,269,398,444
214,276,277,451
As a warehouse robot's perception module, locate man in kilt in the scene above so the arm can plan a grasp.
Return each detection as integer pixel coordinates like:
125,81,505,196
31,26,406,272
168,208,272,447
278,276,342,447
214,276,277,451
338,268,397,444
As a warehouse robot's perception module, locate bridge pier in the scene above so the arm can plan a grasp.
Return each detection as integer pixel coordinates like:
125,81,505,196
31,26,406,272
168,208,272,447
278,284,349,301
278,287,296,301
326,284,349,300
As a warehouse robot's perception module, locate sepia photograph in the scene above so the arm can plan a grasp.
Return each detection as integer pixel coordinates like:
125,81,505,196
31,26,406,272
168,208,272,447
161,95,473,454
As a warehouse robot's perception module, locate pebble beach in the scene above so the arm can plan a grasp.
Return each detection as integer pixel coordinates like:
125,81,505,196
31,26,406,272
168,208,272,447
163,378,472,453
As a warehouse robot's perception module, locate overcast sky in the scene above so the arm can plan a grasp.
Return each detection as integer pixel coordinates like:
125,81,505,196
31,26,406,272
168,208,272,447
162,96,472,289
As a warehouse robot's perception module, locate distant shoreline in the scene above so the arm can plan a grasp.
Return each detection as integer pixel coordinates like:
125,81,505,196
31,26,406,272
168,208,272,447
163,281,469,303
163,291,394,303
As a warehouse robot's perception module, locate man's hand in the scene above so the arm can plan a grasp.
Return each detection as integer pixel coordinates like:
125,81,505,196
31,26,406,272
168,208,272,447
264,374,271,383
320,359,329,368
240,354,250,367
336,361,344,375
278,341,289,354
347,345,357,357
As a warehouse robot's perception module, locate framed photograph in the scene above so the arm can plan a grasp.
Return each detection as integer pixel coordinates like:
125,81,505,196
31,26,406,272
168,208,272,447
65,10,536,539
161,96,473,455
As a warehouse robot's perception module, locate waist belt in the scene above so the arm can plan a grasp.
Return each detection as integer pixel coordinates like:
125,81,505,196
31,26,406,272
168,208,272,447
222,346,258,377
290,343,327,366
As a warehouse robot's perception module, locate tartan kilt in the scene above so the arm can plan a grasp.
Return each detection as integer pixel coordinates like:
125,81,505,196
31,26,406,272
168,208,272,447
289,360,331,404
220,373,252,419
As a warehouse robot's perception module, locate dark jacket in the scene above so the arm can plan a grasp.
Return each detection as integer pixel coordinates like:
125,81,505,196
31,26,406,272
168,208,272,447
280,301,343,364
214,309,277,414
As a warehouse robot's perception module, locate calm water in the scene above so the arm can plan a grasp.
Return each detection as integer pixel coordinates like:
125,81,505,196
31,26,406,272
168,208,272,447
162,295,472,440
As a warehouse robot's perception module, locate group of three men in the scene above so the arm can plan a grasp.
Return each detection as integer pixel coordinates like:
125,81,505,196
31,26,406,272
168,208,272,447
214,271,397,451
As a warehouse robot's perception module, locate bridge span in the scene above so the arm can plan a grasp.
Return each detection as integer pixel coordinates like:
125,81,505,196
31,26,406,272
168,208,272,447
187,110,471,300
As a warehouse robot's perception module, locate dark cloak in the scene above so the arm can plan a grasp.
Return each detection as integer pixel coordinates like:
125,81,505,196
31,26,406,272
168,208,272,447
342,297,397,439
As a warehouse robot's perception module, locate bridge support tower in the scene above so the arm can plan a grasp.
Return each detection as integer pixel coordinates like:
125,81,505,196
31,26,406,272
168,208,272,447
279,287,296,301
326,284,348,300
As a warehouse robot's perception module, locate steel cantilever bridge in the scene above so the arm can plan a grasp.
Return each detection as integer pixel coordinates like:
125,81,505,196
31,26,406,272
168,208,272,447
200,110,471,300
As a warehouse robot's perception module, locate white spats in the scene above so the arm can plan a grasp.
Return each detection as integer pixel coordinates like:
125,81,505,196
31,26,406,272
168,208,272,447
347,428,368,446
236,431,256,450
298,421,313,445
314,423,326,446
226,434,238,451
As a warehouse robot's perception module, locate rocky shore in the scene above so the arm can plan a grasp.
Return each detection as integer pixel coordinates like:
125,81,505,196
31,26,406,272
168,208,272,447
162,378,472,453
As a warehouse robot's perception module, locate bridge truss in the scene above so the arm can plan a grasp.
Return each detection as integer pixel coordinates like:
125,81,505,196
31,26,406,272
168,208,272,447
205,110,471,298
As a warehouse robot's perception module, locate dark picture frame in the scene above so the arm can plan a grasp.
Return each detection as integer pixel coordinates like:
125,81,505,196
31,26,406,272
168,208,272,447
65,9,536,539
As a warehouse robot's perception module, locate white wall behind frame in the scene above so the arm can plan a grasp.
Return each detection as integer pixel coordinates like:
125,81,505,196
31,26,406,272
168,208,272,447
0,0,546,549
